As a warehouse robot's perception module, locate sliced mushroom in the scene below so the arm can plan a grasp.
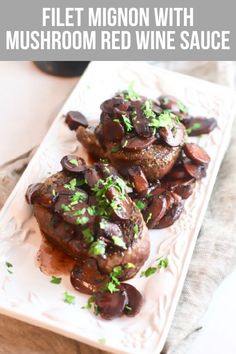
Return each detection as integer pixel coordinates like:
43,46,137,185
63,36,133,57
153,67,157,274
25,183,43,204
156,200,183,229
106,187,133,220
84,167,101,187
159,95,188,114
183,160,207,179
128,166,149,194
70,258,109,295
122,283,143,317
60,155,86,174
184,143,210,165
182,117,217,136
100,97,129,114
123,136,157,151
94,289,128,320
144,194,167,229
101,115,125,142
159,123,185,147
168,165,190,180
131,101,153,138
65,111,88,131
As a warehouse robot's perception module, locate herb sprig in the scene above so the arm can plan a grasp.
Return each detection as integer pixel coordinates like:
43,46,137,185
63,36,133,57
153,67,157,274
141,257,169,278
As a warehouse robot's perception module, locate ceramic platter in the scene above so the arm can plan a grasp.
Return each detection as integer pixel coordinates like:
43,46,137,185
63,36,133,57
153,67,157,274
0,62,235,354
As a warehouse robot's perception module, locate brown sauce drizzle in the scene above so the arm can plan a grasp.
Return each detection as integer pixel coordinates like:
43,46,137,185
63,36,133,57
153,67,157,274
36,237,75,276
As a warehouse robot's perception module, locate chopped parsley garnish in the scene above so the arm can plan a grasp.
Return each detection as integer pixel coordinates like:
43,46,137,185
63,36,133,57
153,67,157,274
141,267,157,277
82,295,100,315
133,224,139,238
89,240,106,256
141,257,169,277
69,159,79,166
87,205,97,216
125,262,135,269
6,261,13,274
158,257,169,268
186,122,202,134
61,204,71,212
125,305,132,312
142,100,156,119
111,145,121,153
92,176,127,217
105,266,122,293
112,236,127,249
106,282,119,293
82,228,94,243
135,200,146,210
123,82,140,101
76,216,89,225
63,291,76,304
177,100,188,113
50,276,62,284
82,295,95,309
122,114,133,132
149,111,175,129
76,178,86,186
64,178,77,191
70,191,87,203
73,208,86,216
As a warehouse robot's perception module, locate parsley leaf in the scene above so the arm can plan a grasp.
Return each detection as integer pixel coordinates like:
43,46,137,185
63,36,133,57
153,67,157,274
69,159,79,166
6,261,13,274
106,281,120,293
123,82,140,101
135,200,146,210
125,262,135,269
125,305,132,312
186,122,202,134
76,216,89,225
111,145,121,153
142,100,156,119
82,228,94,243
140,257,169,278
141,267,157,277
149,111,174,129
82,295,95,309
61,204,71,212
87,205,97,216
122,115,133,132
50,276,62,284
112,236,127,249
133,225,139,238
104,266,122,293
89,240,106,256
157,257,169,268
64,291,76,304
64,178,77,191
70,191,87,203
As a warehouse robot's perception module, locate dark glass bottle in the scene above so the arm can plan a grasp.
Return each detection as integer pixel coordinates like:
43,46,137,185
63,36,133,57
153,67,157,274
33,61,90,77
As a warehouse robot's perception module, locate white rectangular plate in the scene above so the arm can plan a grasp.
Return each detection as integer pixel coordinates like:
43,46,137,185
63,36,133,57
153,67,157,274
0,62,235,354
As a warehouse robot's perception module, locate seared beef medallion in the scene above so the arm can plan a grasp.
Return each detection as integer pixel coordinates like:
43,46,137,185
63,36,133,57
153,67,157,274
71,89,216,182
26,158,149,319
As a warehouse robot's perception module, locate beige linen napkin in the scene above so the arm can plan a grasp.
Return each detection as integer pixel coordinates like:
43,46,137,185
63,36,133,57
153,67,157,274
0,61,235,354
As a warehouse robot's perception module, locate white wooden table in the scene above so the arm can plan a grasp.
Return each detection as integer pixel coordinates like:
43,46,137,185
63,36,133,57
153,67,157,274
0,61,236,354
